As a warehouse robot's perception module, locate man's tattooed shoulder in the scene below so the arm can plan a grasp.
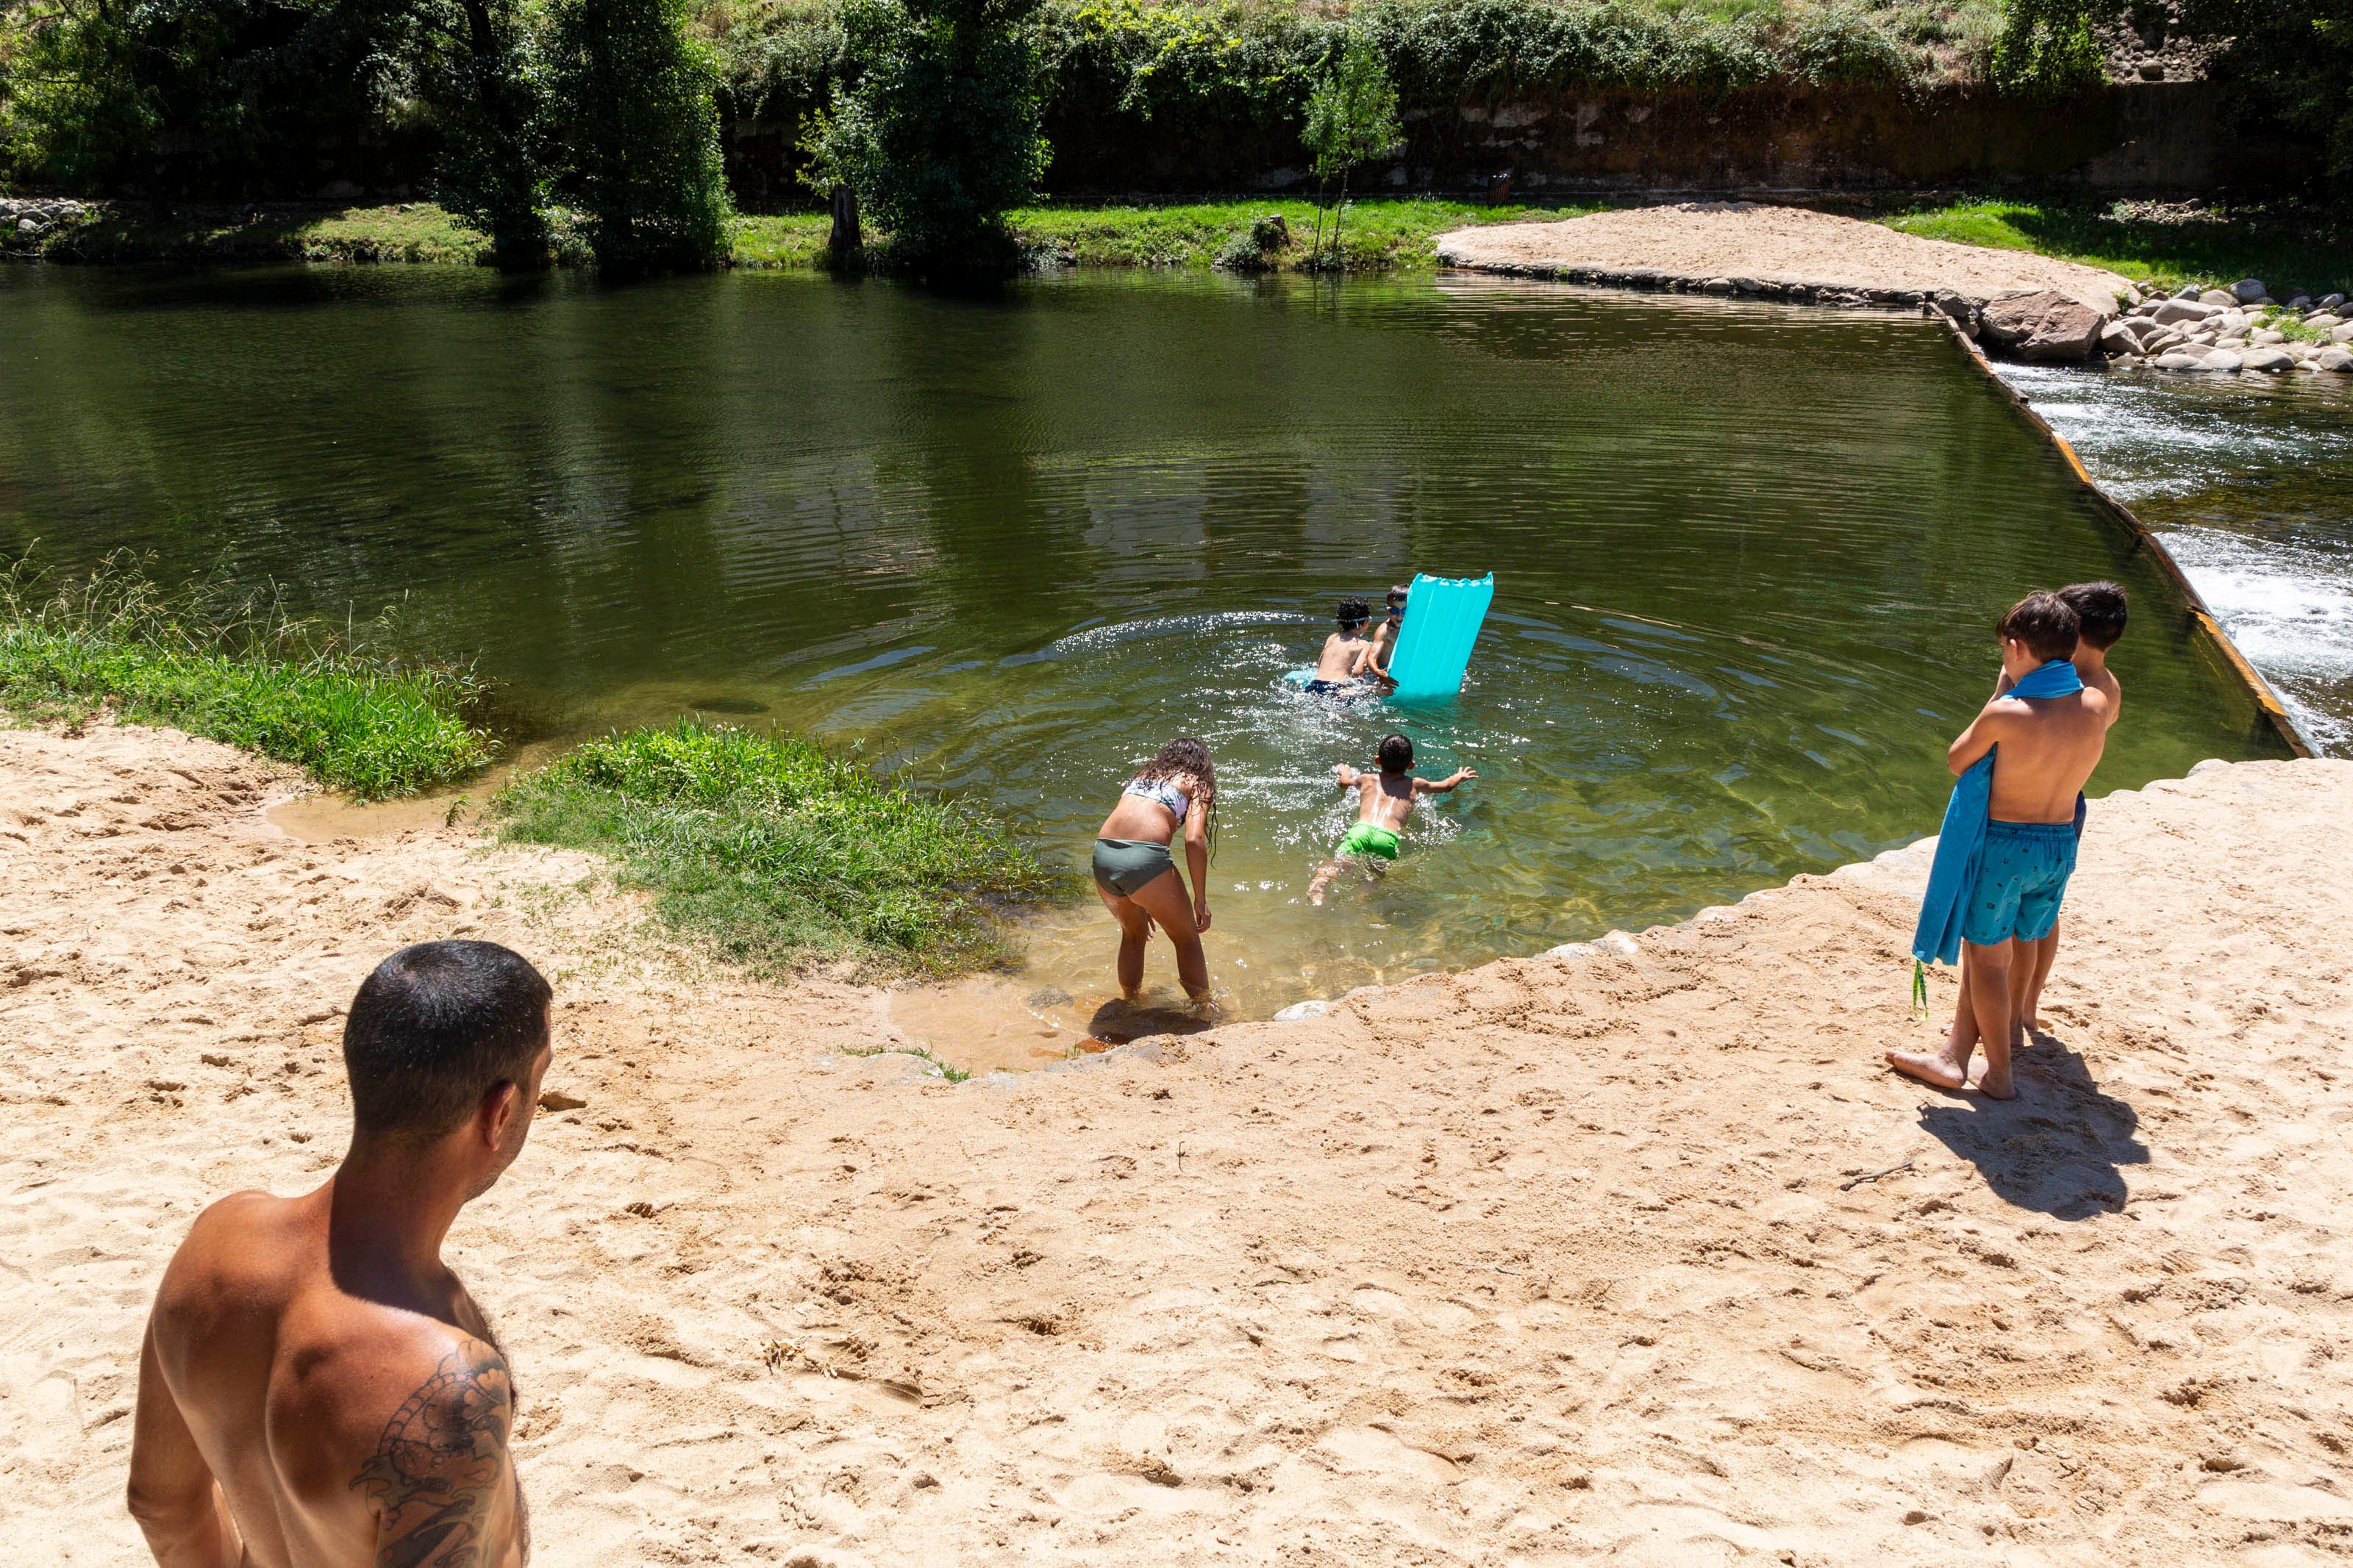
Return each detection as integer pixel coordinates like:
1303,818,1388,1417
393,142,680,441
350,1338,515,1568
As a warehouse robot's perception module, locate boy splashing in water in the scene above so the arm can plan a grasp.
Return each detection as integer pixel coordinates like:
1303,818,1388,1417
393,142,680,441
1305,597,1378,695
1308,733,1477,905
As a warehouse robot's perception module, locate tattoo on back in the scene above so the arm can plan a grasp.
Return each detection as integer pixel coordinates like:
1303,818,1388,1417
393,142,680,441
350,1340,514,1568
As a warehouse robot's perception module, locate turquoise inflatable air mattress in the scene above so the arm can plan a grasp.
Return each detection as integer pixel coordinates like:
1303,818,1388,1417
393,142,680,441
1385,573,1493,700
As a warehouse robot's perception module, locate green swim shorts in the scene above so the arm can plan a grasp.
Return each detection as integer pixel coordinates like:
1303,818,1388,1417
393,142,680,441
1338,822,1401,861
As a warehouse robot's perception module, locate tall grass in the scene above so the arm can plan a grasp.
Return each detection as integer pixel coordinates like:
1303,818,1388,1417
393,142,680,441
493,719,1070,978
0,554,494,798
1882,199,2353,300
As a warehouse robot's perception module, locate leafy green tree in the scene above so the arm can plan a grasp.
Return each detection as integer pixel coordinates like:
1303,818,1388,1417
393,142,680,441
421,0,554,269
1300,29,1402,270
1990,0,2115,96
801,0,1049,273
544,0,731,271
2180,0,2353,173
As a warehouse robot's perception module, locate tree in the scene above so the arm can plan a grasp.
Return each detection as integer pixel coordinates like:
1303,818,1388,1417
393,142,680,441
544,0,731,271
801,0,1049,273
421,0,553,268
2179,0,2353,173
1300,30,1402,271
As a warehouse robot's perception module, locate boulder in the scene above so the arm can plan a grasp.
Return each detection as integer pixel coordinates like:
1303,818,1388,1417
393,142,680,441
2322,293,2346,309
2308,314,2344,330
2154,352,2210,371
2240,347,2294,373
2204,349,2244,372
2288,295,2313,309
2250,329,2286,346
2230,278,2269,304
2200,289,2238,307
2318,347,2353,373
2152,298,2213,326
1979,290,2106,362
2174,284,2202,300
2098,320,2140,355
2335,323,2353,343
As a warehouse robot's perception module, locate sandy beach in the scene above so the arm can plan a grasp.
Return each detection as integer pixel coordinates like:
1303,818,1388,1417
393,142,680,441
7,720,2353,1565
1436,204,2134,314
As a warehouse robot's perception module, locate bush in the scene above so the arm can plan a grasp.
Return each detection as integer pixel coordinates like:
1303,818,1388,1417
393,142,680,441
494,718,1068,978
1990,0,2112,96
0,554,491,798
802,0,1050,269
1211,209,1291,268
546,0,734,269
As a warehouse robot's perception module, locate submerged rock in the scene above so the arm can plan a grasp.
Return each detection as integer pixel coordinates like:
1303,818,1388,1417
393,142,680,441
1979,290,2105,363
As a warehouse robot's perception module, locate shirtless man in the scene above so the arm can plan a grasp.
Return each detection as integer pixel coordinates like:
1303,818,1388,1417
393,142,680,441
129,939,553,1568
1887,593,2113,1100
1307,731,1477,904
1945,581,2129,1057
1304,597,1377,695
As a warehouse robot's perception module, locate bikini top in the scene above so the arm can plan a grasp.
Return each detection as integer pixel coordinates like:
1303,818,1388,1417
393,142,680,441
1123,776,1191,820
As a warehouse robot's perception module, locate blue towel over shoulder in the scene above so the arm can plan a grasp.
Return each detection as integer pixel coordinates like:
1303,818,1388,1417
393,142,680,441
1911,659,2086,967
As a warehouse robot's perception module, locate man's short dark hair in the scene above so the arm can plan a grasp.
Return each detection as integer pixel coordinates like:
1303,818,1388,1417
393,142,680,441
1377,733,1414,773
2058,581,2128,651
1997,591,2080,665
343,942,551,1139
1338,596,1369,629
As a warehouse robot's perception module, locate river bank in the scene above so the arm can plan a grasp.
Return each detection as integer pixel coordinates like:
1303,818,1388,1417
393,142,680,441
5,718,2352,1563
7,191,2347,293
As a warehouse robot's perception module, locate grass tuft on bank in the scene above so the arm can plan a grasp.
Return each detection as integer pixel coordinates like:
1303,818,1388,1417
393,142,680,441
0,556,493,798
492,719,1068,980
1881,198,2353,299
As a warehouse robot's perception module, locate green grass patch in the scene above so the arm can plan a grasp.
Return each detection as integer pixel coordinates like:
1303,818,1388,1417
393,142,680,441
0,555,493,798
1007,196,1575,271
492,719,1070,980
1880,198,2353,301
7,196,1563,273
15,201,490,265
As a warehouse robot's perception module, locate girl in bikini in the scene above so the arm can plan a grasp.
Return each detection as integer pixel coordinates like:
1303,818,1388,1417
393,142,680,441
1092,737,1218,1003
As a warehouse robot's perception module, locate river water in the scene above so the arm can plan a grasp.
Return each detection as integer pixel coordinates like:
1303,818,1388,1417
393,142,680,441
1995,362,2353,756
0,266,2295,1045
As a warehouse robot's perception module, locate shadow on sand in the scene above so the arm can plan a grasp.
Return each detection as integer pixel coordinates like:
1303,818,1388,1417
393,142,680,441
1913,1028,2149,1219
1085,995,1220,1047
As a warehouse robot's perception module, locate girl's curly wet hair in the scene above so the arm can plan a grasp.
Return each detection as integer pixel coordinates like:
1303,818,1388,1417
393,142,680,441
1134,737,1218,860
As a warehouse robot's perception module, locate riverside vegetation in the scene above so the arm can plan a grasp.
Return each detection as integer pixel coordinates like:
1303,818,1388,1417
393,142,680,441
4,0,2347,276
0,558,1059,977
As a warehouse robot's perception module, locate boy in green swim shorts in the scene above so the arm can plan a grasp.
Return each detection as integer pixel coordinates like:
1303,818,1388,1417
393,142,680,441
1307,733,1477,906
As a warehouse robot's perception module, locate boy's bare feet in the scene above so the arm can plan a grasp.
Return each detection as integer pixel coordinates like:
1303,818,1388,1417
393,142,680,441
1967,1059,2018,1100
1885,1044,1971,1090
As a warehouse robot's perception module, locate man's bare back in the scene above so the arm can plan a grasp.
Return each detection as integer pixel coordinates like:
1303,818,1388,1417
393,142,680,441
130,942,550,1568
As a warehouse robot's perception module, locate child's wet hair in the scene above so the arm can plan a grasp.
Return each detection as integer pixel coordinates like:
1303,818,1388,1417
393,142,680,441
1135,737,1218,859
1377,733,1414,773
1337,595,1369,629
1997,591,2080,665
2058,581,2127,651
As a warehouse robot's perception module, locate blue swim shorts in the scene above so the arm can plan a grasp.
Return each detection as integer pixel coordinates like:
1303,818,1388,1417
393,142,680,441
1962,819,2079,948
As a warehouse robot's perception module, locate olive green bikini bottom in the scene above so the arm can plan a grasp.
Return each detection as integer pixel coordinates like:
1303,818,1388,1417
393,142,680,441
1092,837,1173,898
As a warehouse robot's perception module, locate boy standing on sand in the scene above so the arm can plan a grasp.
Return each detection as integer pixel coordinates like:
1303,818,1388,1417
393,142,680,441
1305,597,1377,695
1307,732,1477,904
1888,592,2113,1100
1940,581,2128,1061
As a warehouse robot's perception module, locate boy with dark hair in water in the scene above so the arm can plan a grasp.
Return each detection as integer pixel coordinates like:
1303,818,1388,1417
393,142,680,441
1888,592,2115,1100
1364,584,1410,682
1308,732,1477,904
1306,597,1377,694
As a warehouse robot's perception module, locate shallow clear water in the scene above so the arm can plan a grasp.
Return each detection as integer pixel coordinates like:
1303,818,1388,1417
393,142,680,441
1998,362,2353,755
0,266,2289,1023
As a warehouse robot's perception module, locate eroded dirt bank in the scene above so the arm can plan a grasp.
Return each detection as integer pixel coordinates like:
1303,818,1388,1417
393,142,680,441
6,723,2352,1565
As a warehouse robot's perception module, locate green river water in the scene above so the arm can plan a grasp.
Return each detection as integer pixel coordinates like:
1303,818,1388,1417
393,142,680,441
0,265,2290,1031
